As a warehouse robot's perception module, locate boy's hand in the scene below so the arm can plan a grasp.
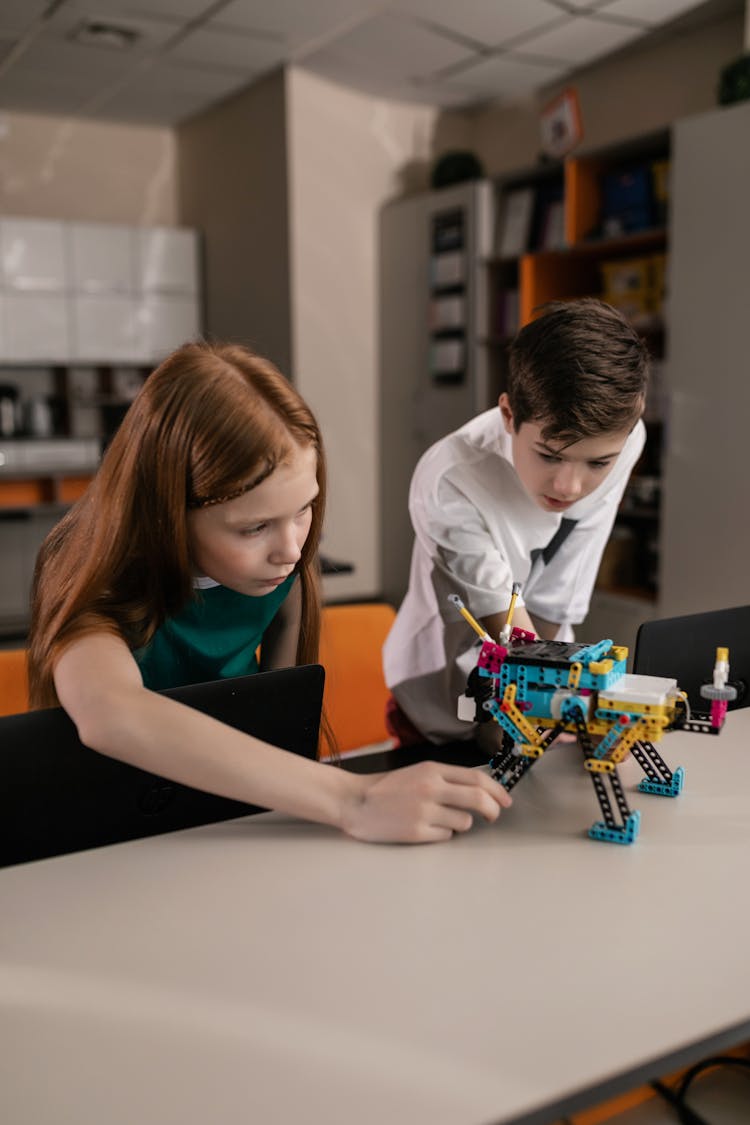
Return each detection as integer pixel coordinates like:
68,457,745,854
341,762,512,844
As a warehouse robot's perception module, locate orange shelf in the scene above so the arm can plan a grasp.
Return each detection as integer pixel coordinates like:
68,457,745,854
0,480,46,506
57,476,93,503
0,474,94,509
519,252,601,326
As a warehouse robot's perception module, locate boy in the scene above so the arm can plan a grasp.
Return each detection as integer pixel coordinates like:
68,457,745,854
383,298,649,745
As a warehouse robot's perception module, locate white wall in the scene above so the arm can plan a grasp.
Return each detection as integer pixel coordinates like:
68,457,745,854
0,110,177,224
285,68,437,601
177,71,292,374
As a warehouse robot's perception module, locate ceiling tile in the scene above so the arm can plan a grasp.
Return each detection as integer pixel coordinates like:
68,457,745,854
557,1,614,9
211,0,376,51
301,13,473,87
88,64,251,123
395,0,566,49
7,38,145,83
517,14,645,64
0,0,49,36
38,9,183,55
592,0,706,23
448,52,570,98
49,0,214,20
0,69,116,116
168,26,286,71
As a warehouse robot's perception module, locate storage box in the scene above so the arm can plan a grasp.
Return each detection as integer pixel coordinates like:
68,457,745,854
600,257,651,297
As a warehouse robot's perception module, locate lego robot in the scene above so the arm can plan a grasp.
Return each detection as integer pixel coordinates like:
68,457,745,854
450,590,734,845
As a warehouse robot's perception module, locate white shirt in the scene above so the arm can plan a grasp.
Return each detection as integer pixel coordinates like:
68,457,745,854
383,407,645,742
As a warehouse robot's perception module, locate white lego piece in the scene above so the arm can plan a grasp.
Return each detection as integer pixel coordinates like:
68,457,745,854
599,673,679,707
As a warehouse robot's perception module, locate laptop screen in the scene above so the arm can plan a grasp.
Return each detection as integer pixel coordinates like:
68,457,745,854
0,663,324,867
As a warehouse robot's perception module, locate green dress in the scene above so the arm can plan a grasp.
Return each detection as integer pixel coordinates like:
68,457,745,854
134,576,296,691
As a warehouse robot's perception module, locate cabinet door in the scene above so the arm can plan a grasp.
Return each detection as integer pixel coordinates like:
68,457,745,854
0,513,31,619
0,218,67,291
3,293,70,361
379,181,493,604
137,294,200,362
135,228,199,294
659,100,750,615
71,295,141,363
68,223,135,294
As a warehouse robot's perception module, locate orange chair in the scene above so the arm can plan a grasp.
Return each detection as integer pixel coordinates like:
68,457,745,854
0,649,29,717
318,602,396,756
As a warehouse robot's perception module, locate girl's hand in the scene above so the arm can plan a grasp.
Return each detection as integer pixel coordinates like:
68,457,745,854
341,761,512,844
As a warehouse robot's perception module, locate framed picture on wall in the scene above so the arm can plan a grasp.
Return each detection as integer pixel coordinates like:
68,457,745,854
540,87,583,160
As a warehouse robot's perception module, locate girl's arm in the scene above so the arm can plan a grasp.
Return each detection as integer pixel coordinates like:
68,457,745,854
259,577,301,671
54,631,512,845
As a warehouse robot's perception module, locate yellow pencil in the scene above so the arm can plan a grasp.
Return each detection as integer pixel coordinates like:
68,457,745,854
499,582,522,644
448,594,491,642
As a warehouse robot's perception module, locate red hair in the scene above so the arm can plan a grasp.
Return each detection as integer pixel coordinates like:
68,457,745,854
28,342,327,721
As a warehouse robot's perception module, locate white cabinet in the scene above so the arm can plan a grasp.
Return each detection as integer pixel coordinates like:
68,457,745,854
2,293,70,362
137,294,200,362
0,217,201,364
0,218,70,361
0,218,67,292
136,228,199,294
71,295,139,363
68,223,134,294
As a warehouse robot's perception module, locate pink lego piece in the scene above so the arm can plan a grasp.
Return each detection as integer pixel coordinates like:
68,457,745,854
710,698,728,730
478,641,507,675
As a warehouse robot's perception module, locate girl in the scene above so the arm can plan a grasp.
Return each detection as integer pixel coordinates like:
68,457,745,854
28,341,510,844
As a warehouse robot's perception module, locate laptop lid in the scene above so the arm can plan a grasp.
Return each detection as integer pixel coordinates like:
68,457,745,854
0,663,324,868
633,606,750,712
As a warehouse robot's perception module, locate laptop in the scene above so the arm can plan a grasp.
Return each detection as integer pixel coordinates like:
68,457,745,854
0,663,324,868
633,606,750,712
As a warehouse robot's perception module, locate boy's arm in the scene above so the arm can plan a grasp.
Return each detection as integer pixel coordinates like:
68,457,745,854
480,604,548,642
259,576,301,671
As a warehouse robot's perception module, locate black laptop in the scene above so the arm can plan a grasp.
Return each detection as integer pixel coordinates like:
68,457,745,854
0,663,324,867
633,606,750,712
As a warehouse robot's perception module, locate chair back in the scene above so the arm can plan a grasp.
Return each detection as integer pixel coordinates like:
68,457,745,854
319,602,396,754
0,650,29,717
633,605,750,711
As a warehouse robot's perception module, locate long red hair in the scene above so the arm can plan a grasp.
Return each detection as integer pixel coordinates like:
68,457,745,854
28,342,328,719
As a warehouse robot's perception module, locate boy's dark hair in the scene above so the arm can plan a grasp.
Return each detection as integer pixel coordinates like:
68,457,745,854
507,298,649,443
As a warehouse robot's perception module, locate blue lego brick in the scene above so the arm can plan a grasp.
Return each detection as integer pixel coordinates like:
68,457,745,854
485,700,526,744
570,639,614,665
588,810,641,845
638,765,684,798
577,660,627,691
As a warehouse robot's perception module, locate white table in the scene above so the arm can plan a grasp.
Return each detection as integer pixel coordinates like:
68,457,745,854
2,709,749,1125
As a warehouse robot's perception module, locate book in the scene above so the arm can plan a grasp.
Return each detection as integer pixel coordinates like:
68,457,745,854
497,189,535,258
